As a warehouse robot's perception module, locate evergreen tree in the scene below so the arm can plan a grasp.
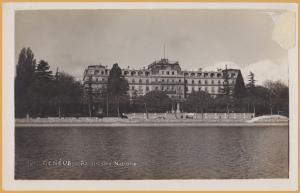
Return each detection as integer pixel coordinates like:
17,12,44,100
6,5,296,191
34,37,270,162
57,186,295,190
233,70,246,98
247,71,256,90
220,67,231,96
36,60,53,82
107,63,129,117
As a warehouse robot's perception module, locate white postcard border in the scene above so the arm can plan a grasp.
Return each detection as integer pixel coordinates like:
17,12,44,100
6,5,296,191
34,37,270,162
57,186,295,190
2,2,298,191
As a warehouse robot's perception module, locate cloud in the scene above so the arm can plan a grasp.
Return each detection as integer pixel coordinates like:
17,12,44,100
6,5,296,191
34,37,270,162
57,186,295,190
243,60,288,85
202,60,288,85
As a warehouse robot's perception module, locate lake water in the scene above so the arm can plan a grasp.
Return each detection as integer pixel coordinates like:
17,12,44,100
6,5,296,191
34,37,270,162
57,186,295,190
15,126,289,179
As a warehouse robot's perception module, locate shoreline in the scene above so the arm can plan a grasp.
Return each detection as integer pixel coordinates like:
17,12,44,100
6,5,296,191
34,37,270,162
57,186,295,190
15,122,289,127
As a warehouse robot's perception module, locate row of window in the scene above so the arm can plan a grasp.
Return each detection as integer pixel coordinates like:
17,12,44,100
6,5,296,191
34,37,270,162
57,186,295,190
91,69,109,75
183,72,222,78
129,85,221,93
186,86,222,93
88,68,236,78
124,71,151,76
87,78,230,86
183,72,236,78
129,78,227,85
160,71,176,75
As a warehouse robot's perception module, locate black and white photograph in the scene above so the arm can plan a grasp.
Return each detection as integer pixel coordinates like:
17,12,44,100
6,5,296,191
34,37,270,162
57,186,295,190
2,2,298,191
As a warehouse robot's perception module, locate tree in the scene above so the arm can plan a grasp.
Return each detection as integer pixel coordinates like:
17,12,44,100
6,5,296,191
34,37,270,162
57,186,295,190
141,91,172,113
247,71,256,89
220,68,231,96
15,47,36,117
245,71,256,114
263,80,289,116
35,60,53,82
107,63,129,117
214,95,233,113
50,72,83,118
233,70,246,98
182,91,212,113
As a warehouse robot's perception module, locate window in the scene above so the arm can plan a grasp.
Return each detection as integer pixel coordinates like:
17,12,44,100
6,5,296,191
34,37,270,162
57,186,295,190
197,73,202,77
162,79,165,82
131,71,136,76
210,73,215,78
139,79,142,84
192,87,195,92
146,86,149,91
204,73,208,77
132,86,134,90
217,73,222,78
231,73,235,77
205,80,208,84
167,71,170,75
96,78,98,82
172,71,175,75
145,71,150,76
105,70,108,75
198,86,201,90
218,80,221,84
192,80,194,84
184,72,188,76
162,71,165,75
179,79,181,83
205,87,208,92
132,79,135,83
94,70,99,74
101,71,104,75
198,80,201,84
212,80,214,84
191,73,195,76
146,79,149,84
172,79,174,83
155,86,158,90
162,86,164,90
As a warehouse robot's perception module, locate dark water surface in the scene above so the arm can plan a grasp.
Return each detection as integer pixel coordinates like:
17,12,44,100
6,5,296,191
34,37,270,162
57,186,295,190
15,126,289,179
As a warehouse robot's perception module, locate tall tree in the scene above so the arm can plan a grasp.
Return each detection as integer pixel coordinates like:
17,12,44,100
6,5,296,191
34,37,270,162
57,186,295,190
107,63,129,117
220,67,231,96
15,47,36,117
233,70,246,98
247,71,256,89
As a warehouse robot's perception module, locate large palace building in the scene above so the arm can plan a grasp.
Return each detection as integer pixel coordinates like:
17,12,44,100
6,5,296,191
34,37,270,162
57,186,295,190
83,58,241,101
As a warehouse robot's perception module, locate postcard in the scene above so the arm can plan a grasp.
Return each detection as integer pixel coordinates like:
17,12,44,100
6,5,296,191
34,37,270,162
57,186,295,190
2,2,298,191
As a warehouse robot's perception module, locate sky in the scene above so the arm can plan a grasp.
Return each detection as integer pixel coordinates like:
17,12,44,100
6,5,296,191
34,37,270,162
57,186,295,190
15,9,292,84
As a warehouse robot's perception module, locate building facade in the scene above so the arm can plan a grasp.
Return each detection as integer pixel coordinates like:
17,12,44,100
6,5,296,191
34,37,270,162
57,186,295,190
83,58,241,101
